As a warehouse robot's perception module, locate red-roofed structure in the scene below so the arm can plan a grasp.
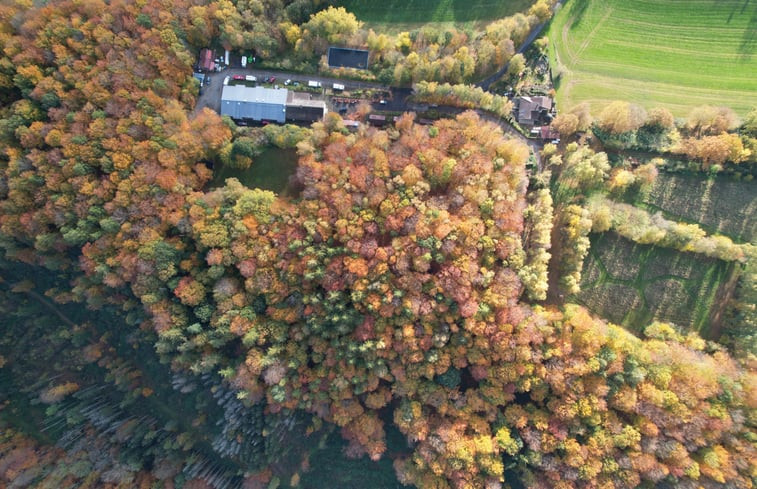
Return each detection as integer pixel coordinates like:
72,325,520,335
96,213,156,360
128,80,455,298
199,48,215,72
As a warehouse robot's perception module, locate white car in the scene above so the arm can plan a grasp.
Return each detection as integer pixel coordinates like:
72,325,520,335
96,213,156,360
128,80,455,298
223,76,230,86
241,56,247,68
245,75,256,82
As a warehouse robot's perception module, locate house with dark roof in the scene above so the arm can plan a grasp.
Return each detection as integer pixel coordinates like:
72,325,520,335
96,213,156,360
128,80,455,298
285,91,327,122
514,96,554,126
328,47,370,70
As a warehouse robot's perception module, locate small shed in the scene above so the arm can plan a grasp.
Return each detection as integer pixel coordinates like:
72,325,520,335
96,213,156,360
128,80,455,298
539,126,560,140
199,48,215,72
328,47,370,70
368,114,386,126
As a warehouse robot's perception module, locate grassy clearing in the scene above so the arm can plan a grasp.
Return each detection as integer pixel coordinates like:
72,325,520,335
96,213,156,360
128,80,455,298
575,233,731,336
638,173,757,242
210,147,299,195
547,0,757,116
333,0,533,28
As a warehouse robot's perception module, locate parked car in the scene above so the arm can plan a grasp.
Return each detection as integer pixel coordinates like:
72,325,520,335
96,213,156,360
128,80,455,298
308,80,322,88
232,75,244,81
205,77,211,85
284,79,292,86
223,76,229,86
268,76,276,83
241,56,247,68
245,75,256,82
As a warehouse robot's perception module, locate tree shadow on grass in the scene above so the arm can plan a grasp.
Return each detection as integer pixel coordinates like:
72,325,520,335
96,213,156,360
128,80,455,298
565,0,590,30
718,0,756,59
738,1,756,60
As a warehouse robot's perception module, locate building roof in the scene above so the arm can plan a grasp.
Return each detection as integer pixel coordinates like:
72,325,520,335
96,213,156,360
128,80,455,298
286,91,327,110
529,96,552,111
539,126,560,140
328,47,370,69
221,86,288,122
515,96,553,125
199,48,215,71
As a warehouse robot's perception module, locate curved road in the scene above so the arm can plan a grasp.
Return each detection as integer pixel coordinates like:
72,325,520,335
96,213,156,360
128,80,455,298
478,1,563,91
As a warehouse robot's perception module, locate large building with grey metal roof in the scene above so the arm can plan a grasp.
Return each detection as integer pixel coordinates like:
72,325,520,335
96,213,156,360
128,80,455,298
220,85,288,123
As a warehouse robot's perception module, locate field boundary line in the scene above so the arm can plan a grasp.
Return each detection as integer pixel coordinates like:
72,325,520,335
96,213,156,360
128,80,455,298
572,7,615,64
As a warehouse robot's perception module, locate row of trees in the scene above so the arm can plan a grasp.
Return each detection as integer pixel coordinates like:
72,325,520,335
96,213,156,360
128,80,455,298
519,188,553,301
587,195,755,263
413,81,516,119
551,101,755,169
276,3,554,85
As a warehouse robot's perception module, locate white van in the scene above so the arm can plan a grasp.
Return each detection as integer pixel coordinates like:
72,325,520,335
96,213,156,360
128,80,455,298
245,75,256,82
333,83,345,91
223,76,230,86
241,56,247,68
308,80,322,88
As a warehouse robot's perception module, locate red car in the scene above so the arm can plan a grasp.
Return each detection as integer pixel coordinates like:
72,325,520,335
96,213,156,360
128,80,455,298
268,76,276,84
232,75,244,81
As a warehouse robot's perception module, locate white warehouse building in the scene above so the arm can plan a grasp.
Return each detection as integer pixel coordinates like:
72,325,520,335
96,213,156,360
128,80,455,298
220,85,288,123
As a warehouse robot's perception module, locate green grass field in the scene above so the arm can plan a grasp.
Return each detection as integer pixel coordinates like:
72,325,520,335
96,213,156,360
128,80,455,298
547,0,757,115
333,0,533,28
210,147,298,195
575,233,731,336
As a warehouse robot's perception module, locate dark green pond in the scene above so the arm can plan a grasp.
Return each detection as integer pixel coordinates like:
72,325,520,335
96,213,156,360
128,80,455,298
210,147,299,195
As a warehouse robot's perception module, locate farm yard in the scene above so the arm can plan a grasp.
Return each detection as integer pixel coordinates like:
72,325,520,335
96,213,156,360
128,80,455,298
576,233,732,337
638,173,757,243
547,0,757,115
332,0,533,28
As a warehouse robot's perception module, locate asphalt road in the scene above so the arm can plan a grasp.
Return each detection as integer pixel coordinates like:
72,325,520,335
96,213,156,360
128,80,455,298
477,1,563,91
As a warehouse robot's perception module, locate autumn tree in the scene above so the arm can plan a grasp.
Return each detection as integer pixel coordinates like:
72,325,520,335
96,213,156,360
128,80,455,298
551,113,580,137
595,101,647,135
686,105,739,136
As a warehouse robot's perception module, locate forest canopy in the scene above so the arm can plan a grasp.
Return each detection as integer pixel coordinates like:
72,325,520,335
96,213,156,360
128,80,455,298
0,0,755,488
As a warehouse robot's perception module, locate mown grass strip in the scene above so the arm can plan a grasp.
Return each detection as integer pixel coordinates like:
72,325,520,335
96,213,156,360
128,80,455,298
548,0,757,115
